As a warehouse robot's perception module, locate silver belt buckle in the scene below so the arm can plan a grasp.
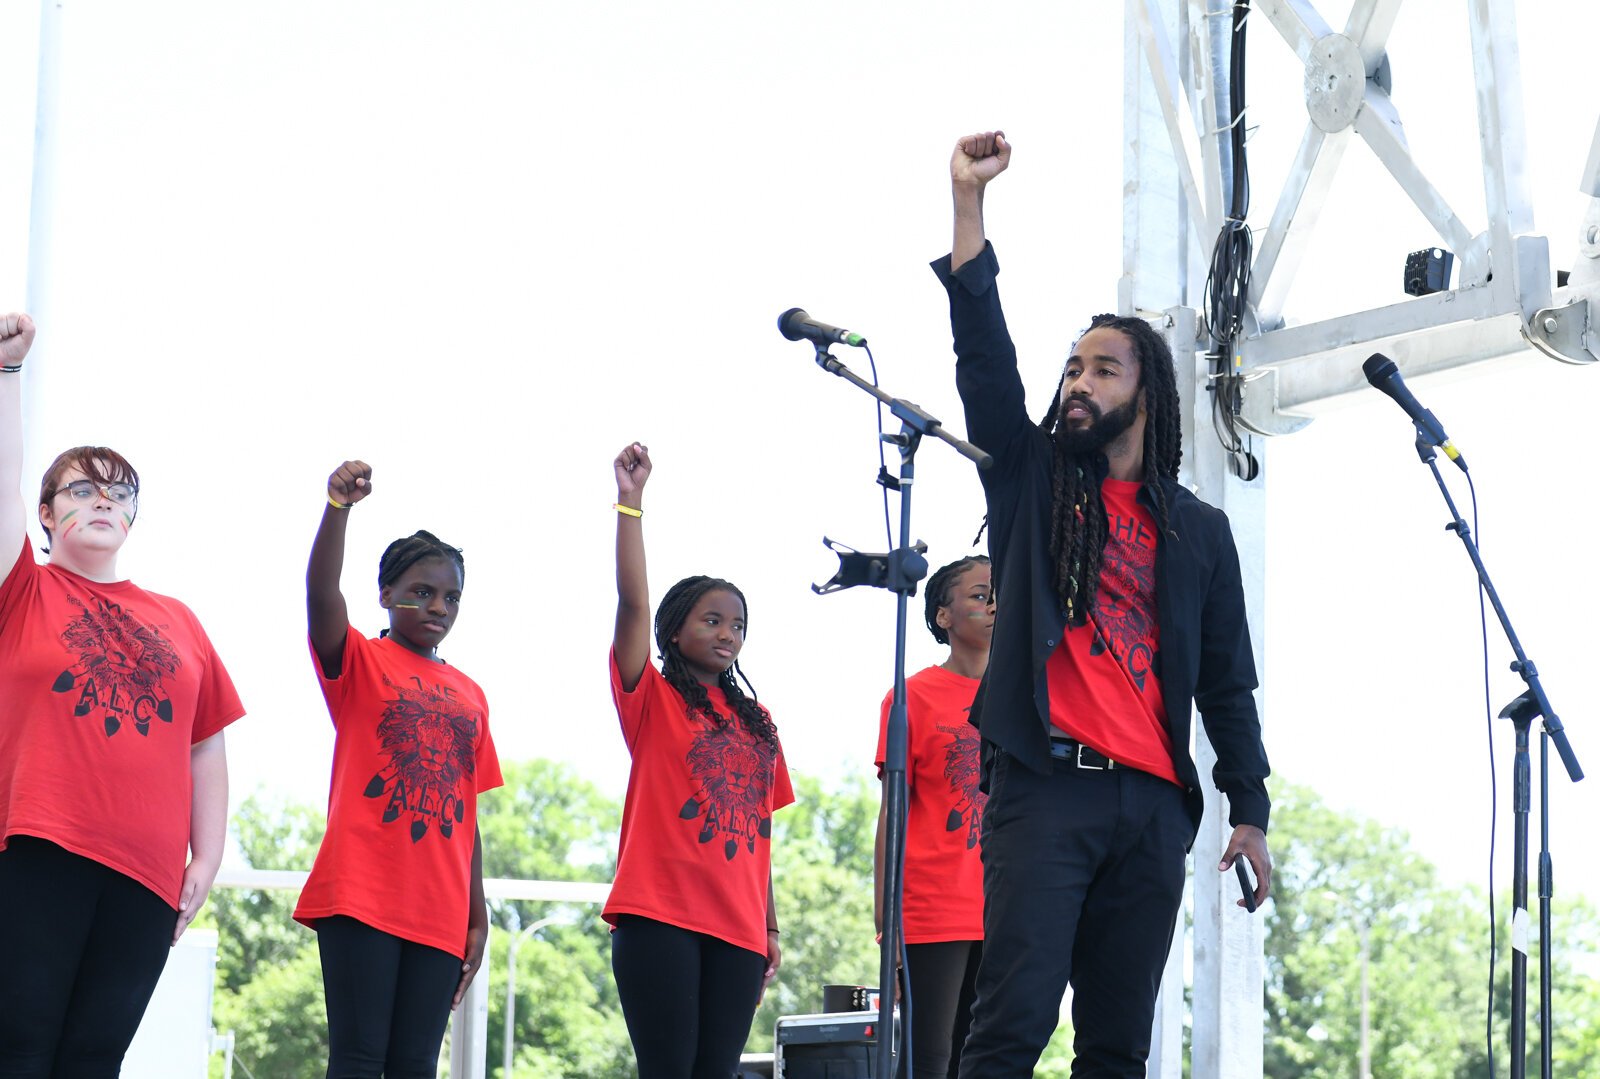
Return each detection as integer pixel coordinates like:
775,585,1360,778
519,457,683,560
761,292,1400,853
1077,744,1113,770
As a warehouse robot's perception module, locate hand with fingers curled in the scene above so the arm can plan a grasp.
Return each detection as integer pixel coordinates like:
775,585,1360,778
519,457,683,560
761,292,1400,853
1,312,37,371
327,460,373,509
454,918,488,1008
171,860,218,945
951,130,1011,189
1219,824,1272,910
613,442,652,504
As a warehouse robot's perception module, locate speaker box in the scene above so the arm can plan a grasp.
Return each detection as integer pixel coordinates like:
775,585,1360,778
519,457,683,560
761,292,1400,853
773,1011,896,1078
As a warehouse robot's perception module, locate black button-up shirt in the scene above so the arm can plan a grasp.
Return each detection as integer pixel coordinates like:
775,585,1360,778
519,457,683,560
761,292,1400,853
933,242,1270,837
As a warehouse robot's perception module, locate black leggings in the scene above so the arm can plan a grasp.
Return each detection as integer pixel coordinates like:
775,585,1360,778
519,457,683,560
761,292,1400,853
0,836,176,1079
316,915,462,1079
902,940,983,1079
611,915,767,1079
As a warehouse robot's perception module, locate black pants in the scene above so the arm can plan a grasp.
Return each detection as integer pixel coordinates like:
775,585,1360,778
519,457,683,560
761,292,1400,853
957,752,1190,1079
611,914,767,1079
0,836,176,1079
902,940,982,1079
317,915,462,1079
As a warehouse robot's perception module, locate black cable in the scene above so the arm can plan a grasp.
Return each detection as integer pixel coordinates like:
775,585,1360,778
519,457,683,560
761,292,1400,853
1472,475,1497,1079
866,344,894,551
1202,0,1258,479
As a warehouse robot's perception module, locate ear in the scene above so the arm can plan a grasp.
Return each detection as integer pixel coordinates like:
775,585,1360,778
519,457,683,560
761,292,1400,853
935,606,953,630
38,502,53,532
378,585,393,610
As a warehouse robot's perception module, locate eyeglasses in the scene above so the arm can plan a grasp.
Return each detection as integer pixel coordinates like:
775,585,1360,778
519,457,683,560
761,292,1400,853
57,479,138,506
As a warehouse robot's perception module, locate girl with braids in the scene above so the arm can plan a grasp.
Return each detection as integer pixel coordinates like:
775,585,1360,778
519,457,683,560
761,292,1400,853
606,440,794,1079
872,554,993,1079
0,313,245,1075
296,459,502,1079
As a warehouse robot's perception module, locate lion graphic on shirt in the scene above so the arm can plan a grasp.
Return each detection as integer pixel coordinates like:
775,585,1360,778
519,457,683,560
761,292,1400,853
938,721,987,849
679,725,774,862
1090,521,1159,690
363,675,480,843
51,596,181,738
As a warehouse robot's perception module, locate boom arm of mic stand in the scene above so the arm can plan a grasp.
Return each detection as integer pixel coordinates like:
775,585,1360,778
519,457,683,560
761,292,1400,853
814,346,993,470
1413,431,1582,781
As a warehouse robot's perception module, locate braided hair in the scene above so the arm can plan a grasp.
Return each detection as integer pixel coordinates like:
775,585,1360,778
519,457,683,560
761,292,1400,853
1039,313,1182,626
924,554,992,645
654,575,779,750
378,530,465,588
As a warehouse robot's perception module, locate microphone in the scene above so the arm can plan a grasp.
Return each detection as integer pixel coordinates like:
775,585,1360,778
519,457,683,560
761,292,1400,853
778,308,867,348
1362,353,1467,471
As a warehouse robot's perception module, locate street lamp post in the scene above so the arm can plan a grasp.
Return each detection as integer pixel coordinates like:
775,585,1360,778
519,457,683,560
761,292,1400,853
503,914,574,1078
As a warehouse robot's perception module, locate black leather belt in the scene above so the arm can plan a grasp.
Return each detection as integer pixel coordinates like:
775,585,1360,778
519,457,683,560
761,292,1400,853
1049,737,1117,770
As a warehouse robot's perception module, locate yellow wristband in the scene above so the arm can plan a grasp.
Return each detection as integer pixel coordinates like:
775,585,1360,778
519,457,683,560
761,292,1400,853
614,503,643,518
328,493,351,510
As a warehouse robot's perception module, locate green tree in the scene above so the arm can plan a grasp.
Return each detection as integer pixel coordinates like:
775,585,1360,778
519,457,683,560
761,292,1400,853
201,792,327,992
1263,780,1600,1079
750,770,883,1048
204,792,329,1078
476,760,630,1077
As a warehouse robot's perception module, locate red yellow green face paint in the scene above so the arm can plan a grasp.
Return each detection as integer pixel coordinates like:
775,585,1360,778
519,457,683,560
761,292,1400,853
120,513,133,532
58,509,79,538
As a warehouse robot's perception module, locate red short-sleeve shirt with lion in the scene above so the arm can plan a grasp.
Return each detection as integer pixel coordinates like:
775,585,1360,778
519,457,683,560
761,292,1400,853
0,537,246,908
876,665,986,943
294,626,503,956
604,651,794,957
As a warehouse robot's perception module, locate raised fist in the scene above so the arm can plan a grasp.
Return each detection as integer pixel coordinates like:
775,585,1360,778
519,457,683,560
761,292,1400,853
328,460,373,507
951,131,1011,188
614,442,652,499
0,313,36,370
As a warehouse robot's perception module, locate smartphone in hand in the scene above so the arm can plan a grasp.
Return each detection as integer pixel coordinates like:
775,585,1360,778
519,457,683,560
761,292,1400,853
1235,859,1257,913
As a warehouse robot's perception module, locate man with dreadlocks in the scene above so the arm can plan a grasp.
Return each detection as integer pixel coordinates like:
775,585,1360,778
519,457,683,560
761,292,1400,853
931,131,1271,1077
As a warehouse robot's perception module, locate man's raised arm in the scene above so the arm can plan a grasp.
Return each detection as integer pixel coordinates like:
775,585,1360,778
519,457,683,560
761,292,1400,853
951,131,1011,271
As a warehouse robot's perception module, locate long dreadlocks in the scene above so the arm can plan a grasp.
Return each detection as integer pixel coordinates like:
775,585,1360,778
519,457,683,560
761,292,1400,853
654,575,779,751
1040,313,1183,626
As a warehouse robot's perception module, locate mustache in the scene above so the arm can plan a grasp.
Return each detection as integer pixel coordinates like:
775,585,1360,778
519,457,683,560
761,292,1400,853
1061,395,1101,419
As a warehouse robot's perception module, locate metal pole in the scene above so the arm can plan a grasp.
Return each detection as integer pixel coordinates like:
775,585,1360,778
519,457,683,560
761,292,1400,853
23,0,64,497
502,914,572,1078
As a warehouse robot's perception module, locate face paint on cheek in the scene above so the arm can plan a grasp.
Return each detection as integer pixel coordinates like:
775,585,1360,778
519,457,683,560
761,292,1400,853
120,513,133,532
392,603,421,610
58,509,79,539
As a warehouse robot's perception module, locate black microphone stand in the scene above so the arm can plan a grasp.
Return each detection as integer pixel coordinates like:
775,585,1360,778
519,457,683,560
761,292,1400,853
805,341,991,1079
1411,430,1583,1079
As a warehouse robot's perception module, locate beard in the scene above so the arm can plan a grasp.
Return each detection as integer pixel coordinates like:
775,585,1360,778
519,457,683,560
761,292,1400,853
1056,396,1140,454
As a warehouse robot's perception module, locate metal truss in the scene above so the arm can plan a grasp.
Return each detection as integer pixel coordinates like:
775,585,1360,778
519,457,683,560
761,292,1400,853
1128,0,1600,439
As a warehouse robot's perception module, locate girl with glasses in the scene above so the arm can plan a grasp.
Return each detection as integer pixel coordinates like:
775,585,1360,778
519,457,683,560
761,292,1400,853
0,313,246,1074
607,441,793,1078
295,459,501,1079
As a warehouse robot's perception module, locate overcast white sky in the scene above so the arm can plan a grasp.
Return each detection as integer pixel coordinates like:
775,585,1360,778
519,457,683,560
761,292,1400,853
1,1,1596,921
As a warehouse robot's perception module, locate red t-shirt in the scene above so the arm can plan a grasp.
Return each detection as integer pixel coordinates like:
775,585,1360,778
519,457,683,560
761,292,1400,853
1046,478,1181,785
604,652,794,957
294,627,503,955
875,665,985,943
0,537,246,908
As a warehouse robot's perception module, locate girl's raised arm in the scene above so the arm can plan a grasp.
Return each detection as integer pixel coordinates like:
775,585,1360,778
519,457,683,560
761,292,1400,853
612,442,653,692
0,314,37,555
307,460,371,678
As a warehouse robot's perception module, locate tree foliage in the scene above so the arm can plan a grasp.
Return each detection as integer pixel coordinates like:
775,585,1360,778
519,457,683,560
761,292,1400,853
200,770,1600,1077
1264,780,1600,1078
